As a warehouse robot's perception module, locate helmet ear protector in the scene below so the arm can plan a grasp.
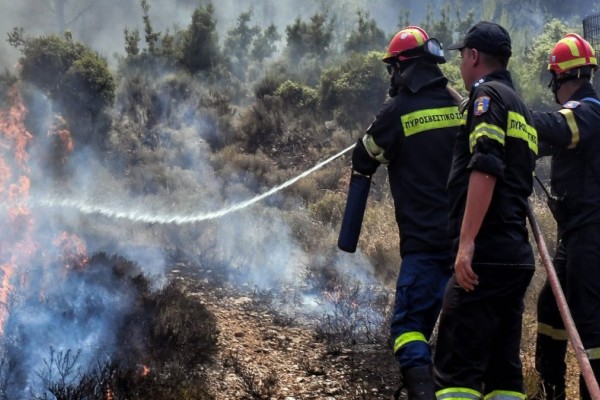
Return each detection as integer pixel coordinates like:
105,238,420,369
398,38,446,64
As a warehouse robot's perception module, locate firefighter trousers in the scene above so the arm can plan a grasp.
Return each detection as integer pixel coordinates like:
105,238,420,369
434,266,534,399
391,251,453,372
536,224,600,400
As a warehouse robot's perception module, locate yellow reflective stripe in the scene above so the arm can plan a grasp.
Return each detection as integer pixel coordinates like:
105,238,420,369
558,108,580,149
557,56,598,71
401,106,463,137
562,37,581,56
469,122,505,152
484,390,527,399
586,347,600,360
507,111,538,155
408,28,426,46
362,135,389,164
436,387,481,399
538,322,568,341
393,331,427,353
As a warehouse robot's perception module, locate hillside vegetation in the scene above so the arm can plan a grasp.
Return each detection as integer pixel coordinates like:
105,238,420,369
0,0,593,398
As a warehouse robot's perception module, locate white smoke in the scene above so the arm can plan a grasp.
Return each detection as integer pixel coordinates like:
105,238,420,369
0,2,390,395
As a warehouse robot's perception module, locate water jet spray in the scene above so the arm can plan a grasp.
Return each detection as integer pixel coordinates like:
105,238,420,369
32,143,356,224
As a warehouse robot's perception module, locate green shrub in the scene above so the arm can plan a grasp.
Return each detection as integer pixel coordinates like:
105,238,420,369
274,80,318,112
10,30,114,119
319,51,388,128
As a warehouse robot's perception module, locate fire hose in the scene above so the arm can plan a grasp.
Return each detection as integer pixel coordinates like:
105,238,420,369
527,202,600,399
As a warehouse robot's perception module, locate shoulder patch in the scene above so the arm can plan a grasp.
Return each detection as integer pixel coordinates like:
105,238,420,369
473,96,490,116
563,100,580,109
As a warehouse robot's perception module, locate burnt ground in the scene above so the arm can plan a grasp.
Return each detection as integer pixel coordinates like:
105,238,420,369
169,260,401,400
167,255,586,400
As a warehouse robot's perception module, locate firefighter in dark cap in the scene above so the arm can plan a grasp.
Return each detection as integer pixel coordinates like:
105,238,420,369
533,33,600,400
432,21,537,400
341,26,461,399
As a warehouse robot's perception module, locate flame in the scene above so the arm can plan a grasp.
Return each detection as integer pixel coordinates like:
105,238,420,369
52,232,89,271
106,386,114,400
0,263,14,311
141,364,150,377
0,85,89,333
0,86,35,333
47,115,74,164
0,88,32,168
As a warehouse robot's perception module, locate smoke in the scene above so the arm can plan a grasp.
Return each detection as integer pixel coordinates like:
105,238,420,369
0,0,409,71
2,260,136,398
0,1,400,395
2,0,596,73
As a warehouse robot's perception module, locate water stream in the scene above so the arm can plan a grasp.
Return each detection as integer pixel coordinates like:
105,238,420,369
34,143,356,224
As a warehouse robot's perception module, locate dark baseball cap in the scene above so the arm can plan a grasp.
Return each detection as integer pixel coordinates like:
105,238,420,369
447,21,512,57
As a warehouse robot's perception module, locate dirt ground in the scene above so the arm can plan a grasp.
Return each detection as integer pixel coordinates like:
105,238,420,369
171,261,400,400
171,258,584,400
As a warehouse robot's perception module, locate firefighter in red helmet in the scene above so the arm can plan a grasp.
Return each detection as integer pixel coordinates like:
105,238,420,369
343,25,461,399
533,33,600,400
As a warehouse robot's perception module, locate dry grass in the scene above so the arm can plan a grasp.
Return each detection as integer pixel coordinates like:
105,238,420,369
358,190,401,286
524,198,581,398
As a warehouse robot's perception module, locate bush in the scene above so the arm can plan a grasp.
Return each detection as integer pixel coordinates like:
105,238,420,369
308,190,346,226
9,29,114,147
10,30,114,120
236,96,283,152
319,51,388,128
274,80,318,113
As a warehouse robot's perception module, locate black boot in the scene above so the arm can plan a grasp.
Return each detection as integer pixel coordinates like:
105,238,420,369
403,366,435,400
535,334,567,399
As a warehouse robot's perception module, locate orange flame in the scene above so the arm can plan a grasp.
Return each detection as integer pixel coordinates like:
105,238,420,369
0,88,32,168
106,386,114,400
53,232,89,271
47,115,74,164
0,86,35,333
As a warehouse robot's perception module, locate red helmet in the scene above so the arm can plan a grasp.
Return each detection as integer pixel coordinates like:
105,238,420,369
383,26,429,62
548,33,598,75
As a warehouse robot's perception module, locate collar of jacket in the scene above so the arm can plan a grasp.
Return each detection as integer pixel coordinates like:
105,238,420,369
568,82,597,102
470,69,514,95
396,58,448,94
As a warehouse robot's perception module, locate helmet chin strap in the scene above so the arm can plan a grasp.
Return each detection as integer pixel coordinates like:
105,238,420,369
549,75,562,104
388,61,403,98
549,68,592,104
